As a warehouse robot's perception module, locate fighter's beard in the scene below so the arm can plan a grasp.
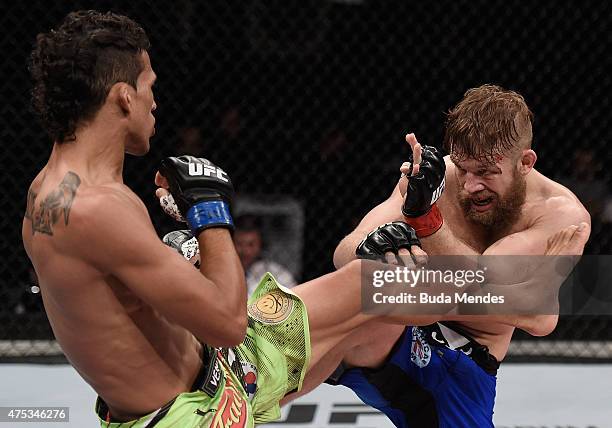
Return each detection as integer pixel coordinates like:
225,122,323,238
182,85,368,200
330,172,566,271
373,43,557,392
457,173,526,233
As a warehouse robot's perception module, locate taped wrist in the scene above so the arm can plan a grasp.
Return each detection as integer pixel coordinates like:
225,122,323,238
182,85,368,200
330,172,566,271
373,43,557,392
187,200,234,235
403,203,443,237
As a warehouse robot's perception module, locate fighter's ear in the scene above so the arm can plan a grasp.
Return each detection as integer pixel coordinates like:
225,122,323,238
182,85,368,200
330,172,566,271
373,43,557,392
108,82,133,115
519,149,537,174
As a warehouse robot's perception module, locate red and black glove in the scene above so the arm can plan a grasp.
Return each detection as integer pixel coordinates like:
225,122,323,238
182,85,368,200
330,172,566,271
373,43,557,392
401,146,446,237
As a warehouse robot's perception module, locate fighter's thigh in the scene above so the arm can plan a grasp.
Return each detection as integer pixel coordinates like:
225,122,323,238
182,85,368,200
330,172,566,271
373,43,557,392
287,321,403,403
291,263,370,368
342,322,406,368
281,321,408,407
281,342,346,405
293,262,444,368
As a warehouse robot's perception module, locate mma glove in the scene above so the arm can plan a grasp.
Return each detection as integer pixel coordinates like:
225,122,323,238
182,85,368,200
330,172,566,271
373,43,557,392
159,156,234,236
402,145,446,237
356,221,421,262
163,229,200,268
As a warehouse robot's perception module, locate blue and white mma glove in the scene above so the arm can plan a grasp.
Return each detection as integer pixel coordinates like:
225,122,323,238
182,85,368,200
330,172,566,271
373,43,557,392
158,156,234,236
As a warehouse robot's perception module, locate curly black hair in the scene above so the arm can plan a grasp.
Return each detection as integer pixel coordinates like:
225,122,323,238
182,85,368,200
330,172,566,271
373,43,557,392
29,10,150,143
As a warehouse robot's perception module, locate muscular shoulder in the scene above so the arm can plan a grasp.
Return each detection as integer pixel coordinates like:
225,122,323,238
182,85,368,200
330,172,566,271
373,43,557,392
530,172,591,227
71,191,162,277
25,171,143,236
64,185,154,254
80,187,133,228
72,184,144,218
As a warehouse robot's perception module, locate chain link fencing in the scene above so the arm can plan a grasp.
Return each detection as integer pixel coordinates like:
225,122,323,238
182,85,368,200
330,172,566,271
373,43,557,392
1,0,611,362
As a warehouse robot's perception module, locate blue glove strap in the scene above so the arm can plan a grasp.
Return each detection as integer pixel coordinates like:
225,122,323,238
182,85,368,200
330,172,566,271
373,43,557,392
187,201,233,234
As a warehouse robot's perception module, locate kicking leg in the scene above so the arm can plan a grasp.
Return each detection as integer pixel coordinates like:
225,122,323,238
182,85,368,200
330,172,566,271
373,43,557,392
291,260,441,380
281,321,405,405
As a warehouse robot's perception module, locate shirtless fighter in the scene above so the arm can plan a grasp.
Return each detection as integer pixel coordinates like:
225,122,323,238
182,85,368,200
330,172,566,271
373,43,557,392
22,11,427,426
23,10,251,427
23,11,589,427
329,84,592,426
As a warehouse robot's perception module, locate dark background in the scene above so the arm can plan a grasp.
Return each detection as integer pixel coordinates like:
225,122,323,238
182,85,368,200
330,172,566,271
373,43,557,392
1,0,611,359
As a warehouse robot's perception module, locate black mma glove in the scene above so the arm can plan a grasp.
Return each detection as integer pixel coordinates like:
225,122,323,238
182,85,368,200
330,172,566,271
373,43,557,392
163,230,200,268
356,222,421,262
401,145,446,237
158,156,234,235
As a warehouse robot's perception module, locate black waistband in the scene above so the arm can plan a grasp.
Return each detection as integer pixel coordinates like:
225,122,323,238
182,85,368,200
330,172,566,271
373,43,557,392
419,322,500,376
191,345,215,392
194,346,247,395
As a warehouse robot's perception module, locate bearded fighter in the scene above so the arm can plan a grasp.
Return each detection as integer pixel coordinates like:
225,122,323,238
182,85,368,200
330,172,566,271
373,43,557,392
328,84,591,426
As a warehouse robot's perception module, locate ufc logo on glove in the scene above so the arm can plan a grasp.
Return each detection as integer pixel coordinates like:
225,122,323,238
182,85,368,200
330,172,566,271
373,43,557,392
188,163,229,182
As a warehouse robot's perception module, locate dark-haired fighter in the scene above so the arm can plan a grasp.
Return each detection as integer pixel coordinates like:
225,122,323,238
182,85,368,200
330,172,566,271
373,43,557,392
22,10,250,427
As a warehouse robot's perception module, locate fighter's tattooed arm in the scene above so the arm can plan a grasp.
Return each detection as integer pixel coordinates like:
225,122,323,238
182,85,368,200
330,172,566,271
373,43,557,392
25,189,37,221
27,171,81,236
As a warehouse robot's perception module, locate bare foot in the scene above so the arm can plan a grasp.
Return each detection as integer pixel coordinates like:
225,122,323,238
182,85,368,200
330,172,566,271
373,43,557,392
545,222,590,256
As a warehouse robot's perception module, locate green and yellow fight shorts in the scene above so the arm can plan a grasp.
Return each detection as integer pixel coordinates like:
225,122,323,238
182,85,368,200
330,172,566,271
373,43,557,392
96,273,311,427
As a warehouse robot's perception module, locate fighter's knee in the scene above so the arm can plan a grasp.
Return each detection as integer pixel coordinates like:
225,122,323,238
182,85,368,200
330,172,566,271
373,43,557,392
343,323,405,368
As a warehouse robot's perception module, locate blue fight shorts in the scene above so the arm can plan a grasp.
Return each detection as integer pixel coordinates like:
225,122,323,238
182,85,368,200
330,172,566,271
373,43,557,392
328,322,499,428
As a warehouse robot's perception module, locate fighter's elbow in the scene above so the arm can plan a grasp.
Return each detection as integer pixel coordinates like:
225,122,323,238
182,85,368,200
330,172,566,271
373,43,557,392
520,314,559,337
332,245,346,270
206,312,247,347
582,210,592,232
229,307,248,344
225,314,248,346
334,232,367,269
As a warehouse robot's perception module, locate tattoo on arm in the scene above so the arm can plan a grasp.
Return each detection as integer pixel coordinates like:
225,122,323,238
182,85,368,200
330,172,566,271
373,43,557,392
25,189,37,220
27,171,81,236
